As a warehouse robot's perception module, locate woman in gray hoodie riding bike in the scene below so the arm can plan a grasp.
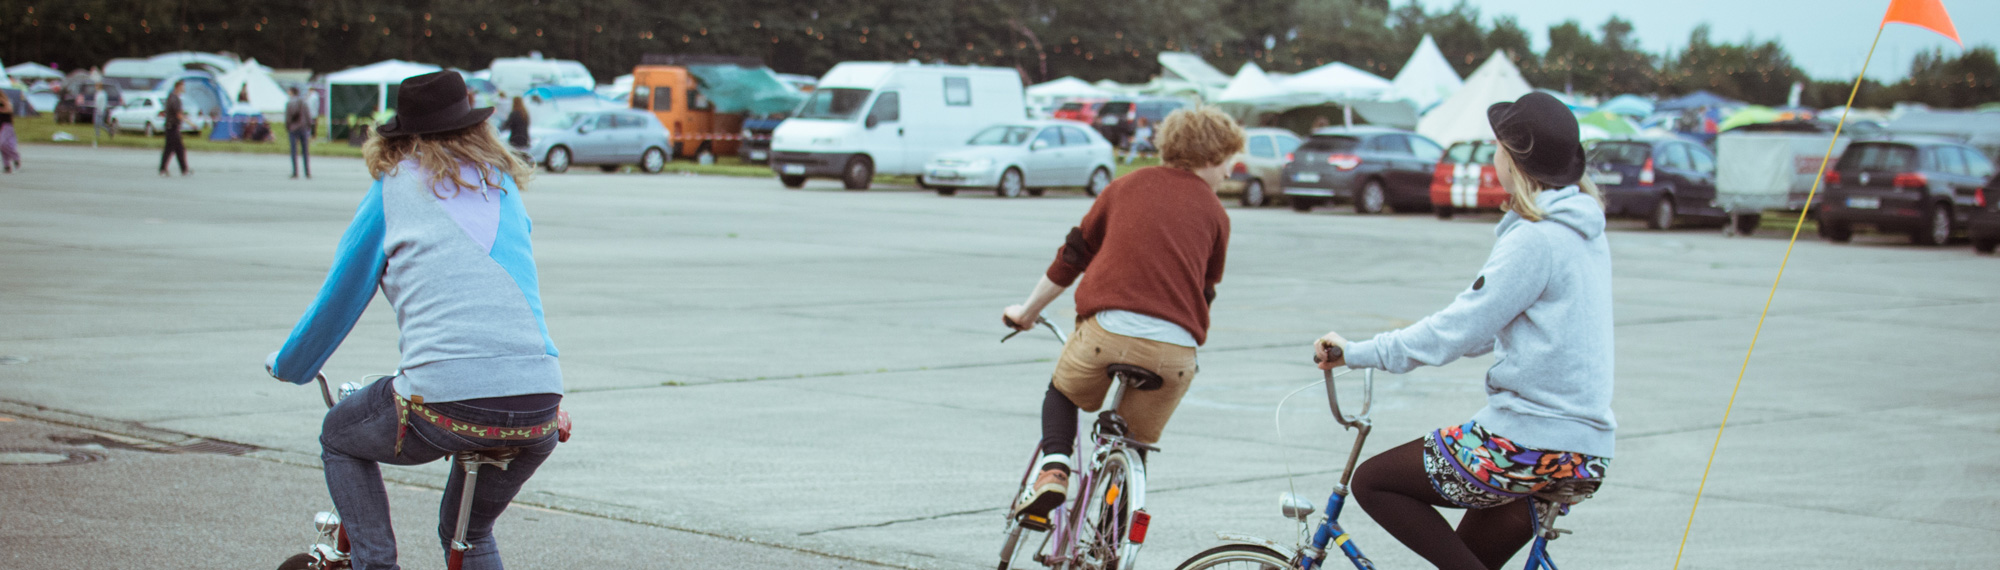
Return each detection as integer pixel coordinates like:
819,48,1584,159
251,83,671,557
1313,91,1614,570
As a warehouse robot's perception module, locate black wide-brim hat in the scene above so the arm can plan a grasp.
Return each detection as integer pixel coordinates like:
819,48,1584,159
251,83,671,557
376,71,493,138
1487,91,1585,188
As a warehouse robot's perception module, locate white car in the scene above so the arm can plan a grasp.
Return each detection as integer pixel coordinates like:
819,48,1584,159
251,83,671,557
110,93,208,136
923,120,1116,198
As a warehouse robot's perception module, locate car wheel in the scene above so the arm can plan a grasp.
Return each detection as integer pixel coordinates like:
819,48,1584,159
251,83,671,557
1436,204,1455,220
1734,213,1762,236
1355,180,1386,214
1085,167,1111,197
640,148,667,173
1291,197,1317,213
1912,203,1953,245
1240,180,1267,207
599,164,621,173
1819,218,1853,243
545,147,572,173
779,175,807,189
996,168,1025,198
1027,188,1046,197
841,156,873,190
936,187,957,196
1646,195,1677,230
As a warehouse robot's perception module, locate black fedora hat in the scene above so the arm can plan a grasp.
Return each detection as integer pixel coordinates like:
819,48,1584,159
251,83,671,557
1487,92,1584,188
376,71,493,138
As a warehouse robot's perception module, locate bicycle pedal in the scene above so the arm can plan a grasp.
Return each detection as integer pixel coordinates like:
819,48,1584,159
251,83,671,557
1018,513,1052,531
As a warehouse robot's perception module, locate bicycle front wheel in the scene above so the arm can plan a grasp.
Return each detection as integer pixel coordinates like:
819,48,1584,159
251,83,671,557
1174,544,1294,570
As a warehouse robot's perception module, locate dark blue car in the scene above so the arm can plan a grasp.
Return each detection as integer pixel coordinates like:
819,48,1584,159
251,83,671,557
1586,137,1724,230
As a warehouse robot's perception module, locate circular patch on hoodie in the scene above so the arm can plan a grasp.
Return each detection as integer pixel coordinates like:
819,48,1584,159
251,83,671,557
1472,276,1486,291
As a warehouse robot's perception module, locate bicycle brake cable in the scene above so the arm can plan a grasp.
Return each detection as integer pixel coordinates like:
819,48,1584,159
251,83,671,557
1275,372,1346,515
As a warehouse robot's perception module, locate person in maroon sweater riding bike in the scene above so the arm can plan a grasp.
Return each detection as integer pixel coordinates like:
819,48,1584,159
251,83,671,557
1003,107,1243,518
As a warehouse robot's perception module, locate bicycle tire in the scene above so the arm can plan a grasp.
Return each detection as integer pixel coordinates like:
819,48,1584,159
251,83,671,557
276,552,318,570
1071,451,1136,570
1173,543,1294,570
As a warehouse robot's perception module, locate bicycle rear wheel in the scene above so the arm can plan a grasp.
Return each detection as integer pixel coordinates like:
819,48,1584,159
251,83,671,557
1072,451,1138,570
1174,544,1293,570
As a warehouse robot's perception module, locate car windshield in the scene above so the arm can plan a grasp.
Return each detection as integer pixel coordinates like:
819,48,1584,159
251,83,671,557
1838,143,1917,172
1589,142,1651,166
1300,136,1359,153
968,126,1036,146
796,88,872,121
1058,103,1083,112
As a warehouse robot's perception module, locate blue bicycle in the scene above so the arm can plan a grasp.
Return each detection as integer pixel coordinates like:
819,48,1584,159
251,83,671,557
1173,350,1596,570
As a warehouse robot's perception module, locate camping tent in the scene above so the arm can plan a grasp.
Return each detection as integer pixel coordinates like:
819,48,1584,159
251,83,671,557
1389,35,1463,111
1579,110,1638,137
7,62,61,81
1156,52,1232,99
1417,50,1532,145
1598,94,1654,118
325,60,442,139
1028,77,1112,99
1218,61,1396,124
148,52,239,75
1656,90,1741,112
1279,61,1393,102
215,58,290,116
1216,63,1286,106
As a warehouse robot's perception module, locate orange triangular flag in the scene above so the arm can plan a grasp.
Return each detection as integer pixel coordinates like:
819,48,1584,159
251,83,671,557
1882,0,1961,46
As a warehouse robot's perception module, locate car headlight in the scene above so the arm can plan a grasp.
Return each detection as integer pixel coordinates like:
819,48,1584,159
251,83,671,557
741,129,753,139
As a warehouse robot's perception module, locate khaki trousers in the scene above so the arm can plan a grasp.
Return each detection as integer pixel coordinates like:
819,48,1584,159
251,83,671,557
1051,317,1198,444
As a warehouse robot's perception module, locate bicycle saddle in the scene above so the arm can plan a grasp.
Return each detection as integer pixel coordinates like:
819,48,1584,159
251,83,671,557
1532,479,1600,505
458,447,522,469
1105,364,1165,391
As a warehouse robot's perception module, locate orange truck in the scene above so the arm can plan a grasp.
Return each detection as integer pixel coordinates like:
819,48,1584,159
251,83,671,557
630,55,759,159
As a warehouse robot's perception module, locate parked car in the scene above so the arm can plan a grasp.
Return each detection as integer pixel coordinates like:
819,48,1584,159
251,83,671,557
109,92,209,136
1281,127,1444,213
1818,137,1995,245
526,109,674,174
738,116,785,163
1586,137,1724,230
1430,140,1505,219
52,81,123,124
922,121,1116,198
1220,127,1304,207
1051,99,1106,125
770,62,1026,190
1093,98,1185,149
1971,174,2000,254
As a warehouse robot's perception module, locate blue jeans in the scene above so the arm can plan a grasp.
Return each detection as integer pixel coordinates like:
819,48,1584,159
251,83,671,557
320,378,558,570
289,130,311,177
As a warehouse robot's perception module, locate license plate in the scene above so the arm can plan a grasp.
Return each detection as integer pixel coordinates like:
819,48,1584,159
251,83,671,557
782,164,805,175
750,150,767,160
1590,171,1622,185
1294,172,1321,183
1846,196,1880,209
1100,117,1118,125
931,169,960,179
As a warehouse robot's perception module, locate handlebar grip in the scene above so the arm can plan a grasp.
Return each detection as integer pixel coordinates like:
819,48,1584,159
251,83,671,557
1314,344,1344,365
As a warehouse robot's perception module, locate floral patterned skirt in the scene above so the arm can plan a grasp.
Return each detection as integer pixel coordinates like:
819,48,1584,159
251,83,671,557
1421,421,1609,509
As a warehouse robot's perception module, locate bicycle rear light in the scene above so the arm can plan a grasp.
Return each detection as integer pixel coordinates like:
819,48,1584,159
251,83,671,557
1129,510,1151,544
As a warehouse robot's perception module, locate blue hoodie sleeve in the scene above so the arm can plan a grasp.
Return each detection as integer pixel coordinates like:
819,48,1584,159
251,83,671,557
1345,228,1551,373
267,182,388,385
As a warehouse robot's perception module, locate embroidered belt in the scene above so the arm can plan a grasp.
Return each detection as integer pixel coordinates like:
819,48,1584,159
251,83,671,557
392,392,561,455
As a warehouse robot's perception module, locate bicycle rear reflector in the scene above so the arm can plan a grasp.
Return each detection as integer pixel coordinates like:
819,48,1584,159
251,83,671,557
1130,510,1151,544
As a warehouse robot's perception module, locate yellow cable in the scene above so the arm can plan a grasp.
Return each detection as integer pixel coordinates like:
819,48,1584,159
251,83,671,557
1670,24,1885,570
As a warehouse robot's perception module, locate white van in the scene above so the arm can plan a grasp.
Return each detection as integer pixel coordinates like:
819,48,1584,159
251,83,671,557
488,55,595,96
770,62,1025,190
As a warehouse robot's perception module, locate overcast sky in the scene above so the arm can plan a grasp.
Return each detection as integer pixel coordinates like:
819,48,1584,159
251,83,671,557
1413,0,1996,82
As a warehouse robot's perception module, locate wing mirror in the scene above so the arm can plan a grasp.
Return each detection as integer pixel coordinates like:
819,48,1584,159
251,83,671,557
865,115,880,129
576,124,591,134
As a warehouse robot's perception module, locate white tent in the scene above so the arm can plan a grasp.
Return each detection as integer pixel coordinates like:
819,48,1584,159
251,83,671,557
1390,35,1463,111
1417,50,1532,145
1279,61,1392,102
7,62,62,80
1156,52,1232,99
215,58,290,116
326,60,443,112
1215,63,1286,106
147,51,240,75
1028,77,1112,99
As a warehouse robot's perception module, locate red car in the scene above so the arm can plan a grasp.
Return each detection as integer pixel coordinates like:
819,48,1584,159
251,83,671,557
1431,140,1506,219
1052,99,1106,125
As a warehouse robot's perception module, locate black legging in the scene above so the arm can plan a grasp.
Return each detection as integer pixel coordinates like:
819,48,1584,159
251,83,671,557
1350,438,1535,570
1038,383,1078,466
159,130,187,174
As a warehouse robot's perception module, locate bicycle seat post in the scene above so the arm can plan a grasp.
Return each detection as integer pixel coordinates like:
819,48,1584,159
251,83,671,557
447,450,518,568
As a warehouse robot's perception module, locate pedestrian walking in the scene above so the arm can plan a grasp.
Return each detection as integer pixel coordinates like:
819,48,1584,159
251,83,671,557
503,96,531,155
286,87,313,179
0,92,21,173
159,81,190,176
265,70,559,570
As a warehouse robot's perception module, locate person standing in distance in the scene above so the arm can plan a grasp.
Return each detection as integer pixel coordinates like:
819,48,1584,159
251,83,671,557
287,87,313,179
0,92,20,173
159,81,190,177
93,80,113,146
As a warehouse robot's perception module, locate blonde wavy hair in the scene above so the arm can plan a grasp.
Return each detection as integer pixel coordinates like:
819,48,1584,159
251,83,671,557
1494,141,1603,222
1155,106,1246,170
363,123,531,197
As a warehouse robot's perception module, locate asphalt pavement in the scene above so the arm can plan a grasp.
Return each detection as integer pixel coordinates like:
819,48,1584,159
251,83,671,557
2,144,1996,569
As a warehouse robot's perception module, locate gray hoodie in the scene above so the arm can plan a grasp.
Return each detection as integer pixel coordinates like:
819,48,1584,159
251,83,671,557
1345,187,1615,457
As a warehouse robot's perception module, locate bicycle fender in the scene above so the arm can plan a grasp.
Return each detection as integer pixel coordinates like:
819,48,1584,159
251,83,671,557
1212,532,1295,558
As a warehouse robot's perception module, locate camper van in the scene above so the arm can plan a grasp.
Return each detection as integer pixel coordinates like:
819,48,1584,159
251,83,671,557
488,55,594,96
769,62,1025,190
630,63,739,159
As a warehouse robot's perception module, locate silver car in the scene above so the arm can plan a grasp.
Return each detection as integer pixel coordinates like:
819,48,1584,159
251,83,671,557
923,120,1117,198
528,109,673,174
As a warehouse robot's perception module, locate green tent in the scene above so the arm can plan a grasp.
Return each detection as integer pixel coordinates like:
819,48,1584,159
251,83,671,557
1718,106,1785,132
684,64,807,117
1579,110,1638,137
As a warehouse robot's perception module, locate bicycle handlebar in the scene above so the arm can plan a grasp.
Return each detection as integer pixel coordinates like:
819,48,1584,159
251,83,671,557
1001,315,1068,345
1322,366,1373,430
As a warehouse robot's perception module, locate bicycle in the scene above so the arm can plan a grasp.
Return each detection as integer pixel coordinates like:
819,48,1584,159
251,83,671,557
276,373,570,570
996,317,1164,570
1173,346,1597,570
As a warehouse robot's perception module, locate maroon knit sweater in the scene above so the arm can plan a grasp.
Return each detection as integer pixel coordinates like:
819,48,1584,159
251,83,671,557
1046,166,1231,345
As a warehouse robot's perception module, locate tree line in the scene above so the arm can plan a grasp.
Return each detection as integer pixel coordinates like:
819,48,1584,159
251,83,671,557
4,0,1996,109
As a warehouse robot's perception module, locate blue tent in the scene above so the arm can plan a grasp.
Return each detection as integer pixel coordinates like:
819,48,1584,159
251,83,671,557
1656,90,1740,112
1598,94,1654,118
